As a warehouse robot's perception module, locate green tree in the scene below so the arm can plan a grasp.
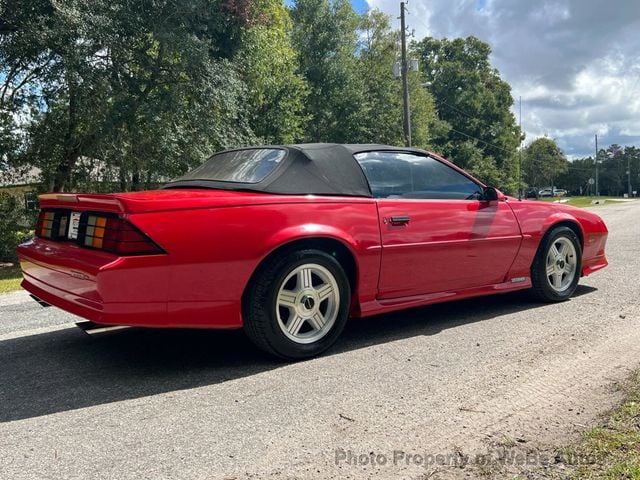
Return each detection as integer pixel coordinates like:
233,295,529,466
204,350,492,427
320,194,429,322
596,144,639,196
1,0,258,192
523,137,568,188
291,0,367,143
556,156,594,195
358,9,443,149
412,36,521,189
236,0,308,144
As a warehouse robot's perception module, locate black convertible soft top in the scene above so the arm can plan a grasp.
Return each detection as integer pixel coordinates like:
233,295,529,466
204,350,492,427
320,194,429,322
164,143,428,197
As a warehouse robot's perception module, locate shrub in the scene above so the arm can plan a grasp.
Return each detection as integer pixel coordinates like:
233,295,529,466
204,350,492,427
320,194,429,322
0,192,36,262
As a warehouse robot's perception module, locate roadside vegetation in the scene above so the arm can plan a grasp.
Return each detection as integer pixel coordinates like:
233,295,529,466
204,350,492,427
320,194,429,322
537,196,638,208
561,372,640,479
0,263,22,294
470,372,640,479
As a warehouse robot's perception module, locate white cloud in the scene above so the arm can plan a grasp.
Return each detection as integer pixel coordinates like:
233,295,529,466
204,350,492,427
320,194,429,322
366,0,640,157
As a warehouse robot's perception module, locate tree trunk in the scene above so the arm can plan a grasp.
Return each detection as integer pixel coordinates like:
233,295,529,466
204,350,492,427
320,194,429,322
52,66,79,192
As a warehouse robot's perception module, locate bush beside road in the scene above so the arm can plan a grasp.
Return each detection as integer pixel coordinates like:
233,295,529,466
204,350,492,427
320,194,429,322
0,264,21,294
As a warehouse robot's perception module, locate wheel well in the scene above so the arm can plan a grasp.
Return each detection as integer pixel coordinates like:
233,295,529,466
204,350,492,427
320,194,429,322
242,237,358,304
532,220,584,272
546,220,584,249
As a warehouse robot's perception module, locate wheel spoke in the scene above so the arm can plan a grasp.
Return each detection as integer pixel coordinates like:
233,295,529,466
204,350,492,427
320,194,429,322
553,272,563,289
308,312,326,331
549,243,560,258
286,314,306,336
316,283,334,302
277,289,297,309
546,262,555,277
298,268,313,289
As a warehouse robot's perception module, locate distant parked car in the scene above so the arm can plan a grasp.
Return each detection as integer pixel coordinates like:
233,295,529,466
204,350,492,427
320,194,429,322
539,188,553,197
524,187,539,199
554,189,568,197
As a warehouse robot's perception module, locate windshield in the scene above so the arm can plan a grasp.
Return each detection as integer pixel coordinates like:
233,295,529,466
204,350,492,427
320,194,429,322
177,148,286,184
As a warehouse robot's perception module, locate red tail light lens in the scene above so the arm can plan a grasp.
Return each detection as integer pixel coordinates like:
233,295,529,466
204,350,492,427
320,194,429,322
81,214,164,255
36,210,164,255
36,210,69,239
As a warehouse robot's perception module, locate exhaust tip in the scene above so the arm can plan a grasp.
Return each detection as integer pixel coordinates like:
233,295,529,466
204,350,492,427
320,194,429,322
30,294,51,307
76,320,132,335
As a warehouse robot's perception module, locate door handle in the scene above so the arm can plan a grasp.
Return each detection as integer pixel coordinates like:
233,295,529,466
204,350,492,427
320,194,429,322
389,215,411,226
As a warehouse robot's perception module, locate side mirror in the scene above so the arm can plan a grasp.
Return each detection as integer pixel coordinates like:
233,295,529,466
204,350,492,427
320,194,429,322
482,186,505,202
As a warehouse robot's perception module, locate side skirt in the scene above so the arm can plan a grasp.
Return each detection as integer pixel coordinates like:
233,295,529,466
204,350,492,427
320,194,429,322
356,278,532,318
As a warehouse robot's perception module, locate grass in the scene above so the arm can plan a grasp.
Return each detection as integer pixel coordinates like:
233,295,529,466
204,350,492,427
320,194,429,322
536,196,637,208
0,263,23,294
561,371,640,479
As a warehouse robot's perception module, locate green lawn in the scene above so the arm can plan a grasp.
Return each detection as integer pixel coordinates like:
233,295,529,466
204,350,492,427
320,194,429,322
0,264,23,294
536,196,637,208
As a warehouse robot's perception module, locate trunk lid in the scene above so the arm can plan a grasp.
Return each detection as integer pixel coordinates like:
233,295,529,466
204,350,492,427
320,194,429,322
38,189,279,214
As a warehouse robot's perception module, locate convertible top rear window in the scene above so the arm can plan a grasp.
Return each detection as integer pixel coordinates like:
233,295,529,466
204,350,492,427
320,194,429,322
177,148,285,184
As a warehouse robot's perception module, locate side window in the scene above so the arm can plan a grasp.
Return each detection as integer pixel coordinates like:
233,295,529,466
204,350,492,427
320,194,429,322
355,151,482,200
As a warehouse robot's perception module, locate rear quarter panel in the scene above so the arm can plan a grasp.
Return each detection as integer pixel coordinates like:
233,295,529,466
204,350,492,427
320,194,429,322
129,198,381,327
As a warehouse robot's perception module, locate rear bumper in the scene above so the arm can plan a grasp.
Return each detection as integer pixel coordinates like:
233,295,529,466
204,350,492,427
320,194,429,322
21,272,167,326
18,238,169,327
17,238,243,328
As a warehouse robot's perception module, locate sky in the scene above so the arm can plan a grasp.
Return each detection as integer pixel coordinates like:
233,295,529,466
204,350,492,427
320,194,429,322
363,0,640,158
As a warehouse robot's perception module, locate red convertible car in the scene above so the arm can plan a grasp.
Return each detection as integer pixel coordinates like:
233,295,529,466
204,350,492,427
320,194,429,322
17,144,608,359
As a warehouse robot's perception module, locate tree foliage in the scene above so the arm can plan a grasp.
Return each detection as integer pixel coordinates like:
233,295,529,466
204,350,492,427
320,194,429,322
412,36,522,190
358,10,442,149
523,137,568,188
557,145,640,196
0,0,547,197
1,0,258,192
291,0,369,143
236,0,308,144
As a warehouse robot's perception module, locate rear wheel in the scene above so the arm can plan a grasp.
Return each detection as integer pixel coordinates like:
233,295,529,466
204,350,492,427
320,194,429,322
243,249,350,360
531,226,582,302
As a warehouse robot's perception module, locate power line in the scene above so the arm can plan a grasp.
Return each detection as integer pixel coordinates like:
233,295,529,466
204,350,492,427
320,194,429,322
447,127,515,156
439,101,480,123
438,101,522,156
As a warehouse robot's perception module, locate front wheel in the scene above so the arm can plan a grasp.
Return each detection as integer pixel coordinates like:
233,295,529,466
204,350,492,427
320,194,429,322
243,249,350,360
531,226,582,302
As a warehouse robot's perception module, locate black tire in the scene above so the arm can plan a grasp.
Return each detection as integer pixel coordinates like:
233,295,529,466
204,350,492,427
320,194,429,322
243,249,351,360
531,226,582,302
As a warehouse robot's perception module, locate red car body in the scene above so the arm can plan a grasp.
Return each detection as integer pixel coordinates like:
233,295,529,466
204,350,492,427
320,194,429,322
17,146,608,334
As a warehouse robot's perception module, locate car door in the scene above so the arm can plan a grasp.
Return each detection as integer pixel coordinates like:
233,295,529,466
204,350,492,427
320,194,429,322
355,151,522,299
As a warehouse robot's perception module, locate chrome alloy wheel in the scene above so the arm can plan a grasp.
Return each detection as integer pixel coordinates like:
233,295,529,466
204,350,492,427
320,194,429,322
545,236,578,293
276,263,340,344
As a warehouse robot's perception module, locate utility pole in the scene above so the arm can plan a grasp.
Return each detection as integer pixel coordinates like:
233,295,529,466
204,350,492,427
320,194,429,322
628,155,632,197
595,134,599,196
400,2,411,147
518,96,523,200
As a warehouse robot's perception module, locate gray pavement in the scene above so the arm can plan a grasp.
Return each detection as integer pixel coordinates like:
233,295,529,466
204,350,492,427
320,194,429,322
0,201,638,479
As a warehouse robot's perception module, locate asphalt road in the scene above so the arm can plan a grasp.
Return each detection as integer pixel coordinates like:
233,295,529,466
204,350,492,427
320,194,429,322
1,201,639,479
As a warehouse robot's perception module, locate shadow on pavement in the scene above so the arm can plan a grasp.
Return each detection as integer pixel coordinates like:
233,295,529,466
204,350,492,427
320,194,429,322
0,285,597,422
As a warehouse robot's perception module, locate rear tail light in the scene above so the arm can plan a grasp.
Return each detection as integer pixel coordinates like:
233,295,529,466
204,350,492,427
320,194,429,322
36,209,164,256
80,214,164,255
36,210,69,240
